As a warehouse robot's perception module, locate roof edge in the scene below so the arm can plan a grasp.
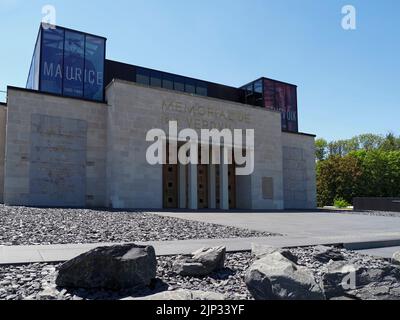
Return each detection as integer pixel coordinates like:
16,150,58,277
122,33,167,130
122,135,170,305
7,86,108,105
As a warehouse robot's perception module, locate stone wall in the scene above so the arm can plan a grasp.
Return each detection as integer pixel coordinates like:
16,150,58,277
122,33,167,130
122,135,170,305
282,132,317,209
0,104,7,203
2,84,316,210
4,88,107,207
106,80,284,210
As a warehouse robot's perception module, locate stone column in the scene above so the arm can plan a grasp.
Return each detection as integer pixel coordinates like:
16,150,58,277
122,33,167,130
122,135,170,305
188,163,198,210
208,164,216,209
219,147,229,210
179,163,187,209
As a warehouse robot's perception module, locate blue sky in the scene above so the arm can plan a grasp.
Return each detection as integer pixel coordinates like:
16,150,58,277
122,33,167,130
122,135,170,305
0,0,399,141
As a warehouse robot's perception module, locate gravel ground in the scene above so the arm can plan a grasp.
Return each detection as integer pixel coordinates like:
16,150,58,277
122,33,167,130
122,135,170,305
290,246,395,284
0,206,278,246
1,247,398,301
340,210,400,218
0,252,254,300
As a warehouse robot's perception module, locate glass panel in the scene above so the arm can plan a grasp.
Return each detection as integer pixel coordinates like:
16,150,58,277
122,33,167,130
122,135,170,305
63,31,85,97
33,30,41,90
150,71,162,87
263,79,298,132
136,68,150,85
254,80,263,93
196,82,208,96
84,35,105,101
174,76,184,92
40,27,64,94
162,74,174,90
253,79,263,107
185,79,196,94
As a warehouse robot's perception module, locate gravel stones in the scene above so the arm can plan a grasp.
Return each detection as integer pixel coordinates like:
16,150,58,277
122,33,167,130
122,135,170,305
56,244,157,290
0,205,278,246
251,243,299,263
2,246,400,300
158,252,254,300
311,245,345,263
123,289,226,300
322,260,400,300
392,252,400,266
173,246,226,277
0,252,254,300
245,251,325,300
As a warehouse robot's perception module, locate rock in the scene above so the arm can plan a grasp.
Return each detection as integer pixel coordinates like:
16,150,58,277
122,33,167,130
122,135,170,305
251,243,298,264
56,244,157,290
37,285,59,300
123,289,226,300
245,251,325,300
322,260,400,300
392,252,400,266
173,246,226,277
312,246,344,263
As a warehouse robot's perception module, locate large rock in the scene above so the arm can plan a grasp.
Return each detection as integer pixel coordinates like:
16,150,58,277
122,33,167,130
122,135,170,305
173,246,226,277
392,252,400,266
251,244,298,263
322,260,400,300
56,244,157,290
245,251,325,300
312,246,345,263
124,289,226,300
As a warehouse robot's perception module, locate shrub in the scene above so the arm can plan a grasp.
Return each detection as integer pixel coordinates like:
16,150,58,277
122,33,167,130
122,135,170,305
317,150,400,207
334,197,351,209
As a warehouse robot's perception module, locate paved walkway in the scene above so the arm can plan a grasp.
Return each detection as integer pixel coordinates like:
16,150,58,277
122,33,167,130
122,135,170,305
2,234,400,265
153,211,400,239
1,211,400,265
357,246,400,259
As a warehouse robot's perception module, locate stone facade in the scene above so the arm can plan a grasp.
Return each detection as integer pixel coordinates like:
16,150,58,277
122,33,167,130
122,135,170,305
282,132,317,209
4,88,107,208
0,103,6,203
2,81,316,210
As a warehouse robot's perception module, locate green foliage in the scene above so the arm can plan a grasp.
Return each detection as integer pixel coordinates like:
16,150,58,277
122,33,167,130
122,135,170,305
315,133,400,161
334,197,351,208
315,138,328,161
316,149,400,207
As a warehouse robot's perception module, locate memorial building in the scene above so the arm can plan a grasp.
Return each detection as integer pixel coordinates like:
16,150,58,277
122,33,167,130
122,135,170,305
0,24,317,210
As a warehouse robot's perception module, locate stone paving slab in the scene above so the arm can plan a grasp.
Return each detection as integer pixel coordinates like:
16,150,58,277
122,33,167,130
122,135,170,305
152,211,400,238
2,234,400,265
356,246,400,259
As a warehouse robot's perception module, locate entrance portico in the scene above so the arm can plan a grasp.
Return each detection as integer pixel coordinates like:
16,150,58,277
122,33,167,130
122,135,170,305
163,144,233,210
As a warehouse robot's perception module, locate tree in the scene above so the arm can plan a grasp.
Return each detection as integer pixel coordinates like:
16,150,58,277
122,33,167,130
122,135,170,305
357,133,384,151
380,133,400,151
317,155,363,206
315,138,328,161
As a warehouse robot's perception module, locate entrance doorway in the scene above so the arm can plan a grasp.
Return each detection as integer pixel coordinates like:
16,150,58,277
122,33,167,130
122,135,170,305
162,145,237,210
163,148,178,209
216,163,237,210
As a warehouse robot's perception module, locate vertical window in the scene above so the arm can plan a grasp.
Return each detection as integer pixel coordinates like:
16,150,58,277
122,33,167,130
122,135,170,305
136,68,150,85
162,74,174,90
196,82,208,96
40,27,64,94
253,79,263,107
150,71,162,87
174,76,184,92
33,31,41,90
63,31,85,97
84,35,105,101
185,79,196,94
